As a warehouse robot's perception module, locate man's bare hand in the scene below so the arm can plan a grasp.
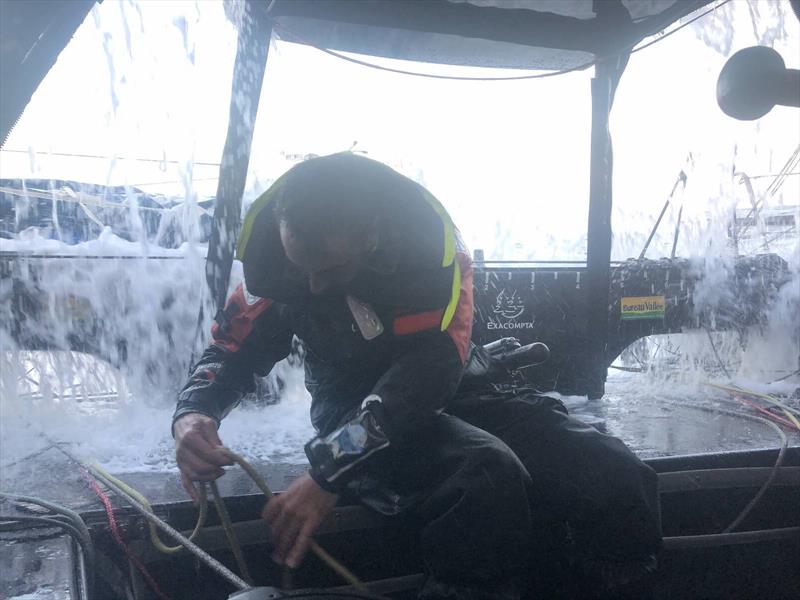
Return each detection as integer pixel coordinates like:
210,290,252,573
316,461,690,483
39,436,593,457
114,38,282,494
173,413,234,502
262,473,338,569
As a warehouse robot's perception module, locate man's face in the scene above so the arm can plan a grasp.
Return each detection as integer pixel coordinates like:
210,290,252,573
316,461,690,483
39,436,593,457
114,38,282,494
280,222,367,295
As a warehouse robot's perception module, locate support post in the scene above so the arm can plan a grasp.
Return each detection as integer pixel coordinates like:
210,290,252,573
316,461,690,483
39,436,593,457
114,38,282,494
584,54,627,399
206,8,272,312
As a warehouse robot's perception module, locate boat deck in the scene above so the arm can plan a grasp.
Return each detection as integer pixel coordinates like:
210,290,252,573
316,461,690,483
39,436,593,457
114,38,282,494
3,378,799,511
2,379,799,600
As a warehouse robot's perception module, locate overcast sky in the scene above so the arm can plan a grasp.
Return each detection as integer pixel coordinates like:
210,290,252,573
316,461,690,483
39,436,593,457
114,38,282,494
1,0,798,261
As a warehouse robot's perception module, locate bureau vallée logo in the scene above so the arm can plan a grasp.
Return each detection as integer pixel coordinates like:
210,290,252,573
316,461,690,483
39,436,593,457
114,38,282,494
489,288,534,330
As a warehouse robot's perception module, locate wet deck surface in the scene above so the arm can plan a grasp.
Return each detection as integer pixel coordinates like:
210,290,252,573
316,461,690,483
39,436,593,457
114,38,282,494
2,379,799,514
572,386,800,459
3,379,800,599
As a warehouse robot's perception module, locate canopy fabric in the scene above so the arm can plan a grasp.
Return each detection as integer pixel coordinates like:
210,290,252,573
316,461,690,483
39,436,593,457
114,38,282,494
0,0,714,145
265,0,713,70
273,17,595,70
448,0,681,21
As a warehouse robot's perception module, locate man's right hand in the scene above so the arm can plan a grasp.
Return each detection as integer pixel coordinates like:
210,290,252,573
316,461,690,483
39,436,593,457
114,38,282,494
173,413,234,502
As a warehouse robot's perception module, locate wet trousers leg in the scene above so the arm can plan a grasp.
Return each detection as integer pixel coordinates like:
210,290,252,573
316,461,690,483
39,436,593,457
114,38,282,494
448,392,661,561
449,392,662,596
342,393,660,596
344,412,535,591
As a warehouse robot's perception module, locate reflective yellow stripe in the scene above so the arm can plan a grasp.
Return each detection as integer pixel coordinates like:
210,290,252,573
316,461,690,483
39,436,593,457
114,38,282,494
235,176,286,261
236,190,272,261
441,261,461,331
420,187,459,330
421,190,456,267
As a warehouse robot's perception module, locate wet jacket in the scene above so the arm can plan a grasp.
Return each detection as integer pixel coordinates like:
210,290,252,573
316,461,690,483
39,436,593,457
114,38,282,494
174,158,473,492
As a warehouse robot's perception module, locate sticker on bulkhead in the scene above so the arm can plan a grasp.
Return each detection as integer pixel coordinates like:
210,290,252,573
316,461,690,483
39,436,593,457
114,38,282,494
620,295,666,321
488,288,534,330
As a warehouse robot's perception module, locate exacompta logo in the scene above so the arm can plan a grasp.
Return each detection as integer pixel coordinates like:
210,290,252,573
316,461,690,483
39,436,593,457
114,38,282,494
488,288,534,330
620,295,666,320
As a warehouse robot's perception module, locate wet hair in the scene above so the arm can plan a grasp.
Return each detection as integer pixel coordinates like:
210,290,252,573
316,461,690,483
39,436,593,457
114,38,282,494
273,153,395,253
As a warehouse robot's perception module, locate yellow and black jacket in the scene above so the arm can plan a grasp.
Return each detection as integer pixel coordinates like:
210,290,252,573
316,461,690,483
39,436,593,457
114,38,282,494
174,154,473,492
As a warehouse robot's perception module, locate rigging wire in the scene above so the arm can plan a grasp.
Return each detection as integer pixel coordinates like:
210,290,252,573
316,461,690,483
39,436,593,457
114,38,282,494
744,172,800,180
755,226,799,252
705,328,733,379
765,144,800,198
735,144,800,241
627,0,731,54
769,368,800,384
0,148,220,167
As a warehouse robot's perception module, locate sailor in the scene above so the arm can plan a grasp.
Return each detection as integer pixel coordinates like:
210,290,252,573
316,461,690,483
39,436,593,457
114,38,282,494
173,153,661,598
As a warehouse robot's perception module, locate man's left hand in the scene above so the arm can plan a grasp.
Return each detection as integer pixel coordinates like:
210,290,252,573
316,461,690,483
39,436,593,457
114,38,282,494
262,473,338,568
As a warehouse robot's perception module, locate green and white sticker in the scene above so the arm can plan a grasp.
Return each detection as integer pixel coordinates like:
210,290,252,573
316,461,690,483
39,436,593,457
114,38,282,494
621,295,666,320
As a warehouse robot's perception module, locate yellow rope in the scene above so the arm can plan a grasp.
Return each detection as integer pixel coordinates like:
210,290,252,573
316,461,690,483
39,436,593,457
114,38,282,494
209,479,252,584
90,463,208,554
92,449,369,594
218,448,369,594
705,382,800,431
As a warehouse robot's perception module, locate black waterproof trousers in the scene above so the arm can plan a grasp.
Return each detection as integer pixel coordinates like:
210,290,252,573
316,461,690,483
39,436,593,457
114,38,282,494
341,391,662,596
